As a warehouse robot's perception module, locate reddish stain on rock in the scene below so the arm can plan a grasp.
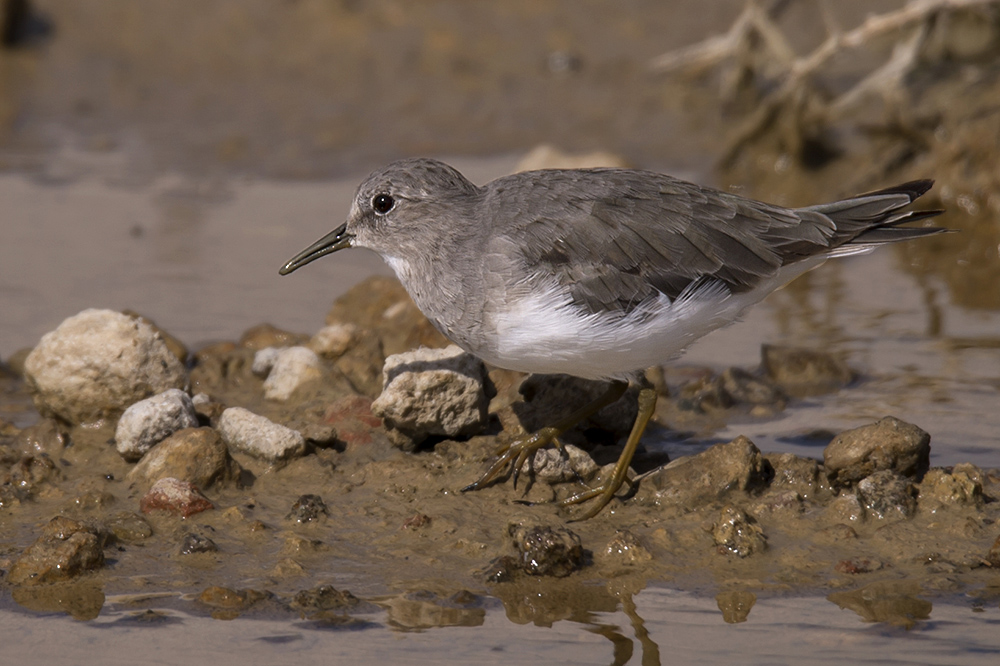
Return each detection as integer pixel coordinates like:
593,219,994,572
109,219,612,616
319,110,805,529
140,477,214,518
323,395,382,447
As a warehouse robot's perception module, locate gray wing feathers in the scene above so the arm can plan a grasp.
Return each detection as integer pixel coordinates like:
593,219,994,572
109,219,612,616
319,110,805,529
505,172,943,315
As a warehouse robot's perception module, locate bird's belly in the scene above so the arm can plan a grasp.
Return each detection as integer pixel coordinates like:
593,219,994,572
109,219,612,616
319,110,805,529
475,279,752,381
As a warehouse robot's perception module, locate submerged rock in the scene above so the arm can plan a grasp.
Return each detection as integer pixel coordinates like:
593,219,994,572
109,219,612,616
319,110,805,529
115,388,199,462
760,344,853,396
371,345,489,449
8,516,106,585
23,309,187,424
510,524,585,577
12,419,68,459
824,416,931,487
645,435,769,505
217,407,306,462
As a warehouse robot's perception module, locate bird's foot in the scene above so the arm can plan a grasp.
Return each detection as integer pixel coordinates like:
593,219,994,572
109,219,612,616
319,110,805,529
460,426,560,492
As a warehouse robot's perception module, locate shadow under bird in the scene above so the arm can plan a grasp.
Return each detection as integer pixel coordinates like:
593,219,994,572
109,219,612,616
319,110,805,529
279,158,946,520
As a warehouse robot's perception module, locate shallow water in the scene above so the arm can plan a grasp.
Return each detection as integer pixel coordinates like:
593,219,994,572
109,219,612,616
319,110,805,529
2,156,999,663
2,586,999,666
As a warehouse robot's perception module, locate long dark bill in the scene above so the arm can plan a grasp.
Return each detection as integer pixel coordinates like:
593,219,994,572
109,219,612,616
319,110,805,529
278,222,353,275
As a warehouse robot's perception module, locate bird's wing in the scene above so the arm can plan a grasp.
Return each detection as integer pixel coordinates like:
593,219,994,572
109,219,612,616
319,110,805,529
489,170,941,316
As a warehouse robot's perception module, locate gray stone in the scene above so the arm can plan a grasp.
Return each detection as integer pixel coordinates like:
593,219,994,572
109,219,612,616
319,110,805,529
126,427,240,490
262,346,324,401
115,389,199,462
713,506,767,557
645,435,769,506
824,416,931,487
23,309,187,424
524,444,600,484
371,345,488,447
217,407,306,462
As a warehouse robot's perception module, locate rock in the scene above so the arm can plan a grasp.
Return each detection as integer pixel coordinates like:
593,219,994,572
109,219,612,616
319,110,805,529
645,435,769,505
322,395,383,448
127,427,240,490
760,344,854,396
12,419,68,458
510,524,585,577
325,276,450,355
291,585,360,611
333,333,385,399
23,309,187,424
720,367,786,408
217,407,306,462
713,506,767,557
918,467,983,512
251,347,281,377
139,477,214,518
115,389,199,461
179,532,218,554
261,346,324,401
7,517,105,585
122,310,188,364
515,144,629,172
3,455,61,503
106,512,153,543
602,529,653,565
856,470,917,521
825,493,867,524
371,345,489,449
309,323,362,359
824,417,931,487
238,323,307,350
287,494,328,523
987,534,1000,568
4,347,32,377
524,444,600,484
765,452,825,500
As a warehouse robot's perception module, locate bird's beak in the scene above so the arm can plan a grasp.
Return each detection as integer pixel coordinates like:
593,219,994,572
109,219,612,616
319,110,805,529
278,222,354,275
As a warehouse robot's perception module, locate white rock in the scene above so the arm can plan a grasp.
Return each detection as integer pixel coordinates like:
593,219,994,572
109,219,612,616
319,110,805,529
251,347,281,377
115,389,199,462
309,323,361,358
262,346,323,401
525,444,600,484
217,407,306,461
23,309,187,424
371,345,488,442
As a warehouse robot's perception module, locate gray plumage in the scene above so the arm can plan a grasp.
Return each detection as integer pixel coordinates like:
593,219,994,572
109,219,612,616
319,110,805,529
280,158,945,381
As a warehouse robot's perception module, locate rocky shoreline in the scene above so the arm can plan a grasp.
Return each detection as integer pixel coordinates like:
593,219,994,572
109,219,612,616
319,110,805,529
2,275,997,626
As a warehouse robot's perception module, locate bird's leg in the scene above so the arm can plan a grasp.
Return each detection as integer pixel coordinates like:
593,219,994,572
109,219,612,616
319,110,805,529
461,379,629,492
562,386,657,521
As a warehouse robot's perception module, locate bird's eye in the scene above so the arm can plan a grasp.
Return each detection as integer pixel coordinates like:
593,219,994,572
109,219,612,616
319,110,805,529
372,194,395,214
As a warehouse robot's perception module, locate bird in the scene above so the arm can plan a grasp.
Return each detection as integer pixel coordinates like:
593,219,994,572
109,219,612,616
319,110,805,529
279,157,945,520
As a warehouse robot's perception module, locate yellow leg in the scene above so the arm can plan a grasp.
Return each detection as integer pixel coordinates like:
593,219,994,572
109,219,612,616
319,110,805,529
461,380,629,493
562,387,657,521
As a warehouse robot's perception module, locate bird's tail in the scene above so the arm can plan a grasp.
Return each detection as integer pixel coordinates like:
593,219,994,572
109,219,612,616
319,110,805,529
798,180,947,257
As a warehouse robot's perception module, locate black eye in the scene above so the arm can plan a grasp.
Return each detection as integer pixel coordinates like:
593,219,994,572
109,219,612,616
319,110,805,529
372,194,395,214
